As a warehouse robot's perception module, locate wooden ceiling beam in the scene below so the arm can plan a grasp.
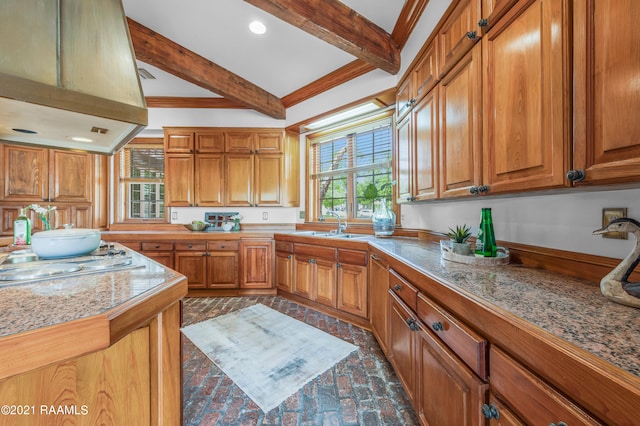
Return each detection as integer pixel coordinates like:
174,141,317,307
244,0,400,75
127,18,285,119
145,97,247,109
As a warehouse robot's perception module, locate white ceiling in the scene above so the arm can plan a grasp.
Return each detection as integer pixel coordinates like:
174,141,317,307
122,0,407,99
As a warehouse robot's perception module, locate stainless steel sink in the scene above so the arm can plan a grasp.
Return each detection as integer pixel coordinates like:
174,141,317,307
292,231,366,239
326,233,366,239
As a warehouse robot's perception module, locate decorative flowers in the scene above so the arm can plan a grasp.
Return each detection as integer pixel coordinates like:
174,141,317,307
28,204,57,230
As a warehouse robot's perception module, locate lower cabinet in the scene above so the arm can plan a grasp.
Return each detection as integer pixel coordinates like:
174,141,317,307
388,290,418,405
240,238,273,289
174,241,239,289
293,253,337,308
275,241,294,292
336,249,368,318
141,241,175,269
369,253,389,354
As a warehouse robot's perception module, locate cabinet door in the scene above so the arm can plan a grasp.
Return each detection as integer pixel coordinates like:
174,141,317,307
337,263,367,318
240,239,273,289
282,131,300,207
395,114,413,203
388,291,417,405
293,255,315,299
225,131,254,153
416,322,488,426
396,76,414,121
174,252,207,289
165,154,194,206
254,154,282,206
195,131,225,153
439,44,482,198
369,254,389,354
275,252,293,292
207,251,239,288
482,0,570,193
195,154,224,207
49,150,93,202
315,258,337,308
413,40,439,102
225,155,253,206
0,144,48,201
573,0,640,185
413,88,439,201
164,130,194,153
439,0,482,78
255,132,283,153
144,252,175,269
480,0,519,33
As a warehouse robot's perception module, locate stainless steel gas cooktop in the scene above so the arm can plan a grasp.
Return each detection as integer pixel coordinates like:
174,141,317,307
0,245,140,283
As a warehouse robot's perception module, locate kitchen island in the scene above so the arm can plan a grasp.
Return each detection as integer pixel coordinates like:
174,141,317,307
0,247,187,425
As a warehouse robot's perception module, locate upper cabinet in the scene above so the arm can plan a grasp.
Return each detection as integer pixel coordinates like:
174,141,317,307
438,0,482,78
481,0,571,193
571,0,640,186
0,144,93,203
164,127,298,208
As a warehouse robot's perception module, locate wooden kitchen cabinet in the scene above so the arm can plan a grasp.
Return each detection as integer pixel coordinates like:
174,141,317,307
489,346,602,425
225,152,282,207
175,241,239,289
293,254,315,299
388,290,418,406
240,239,273,289
141,241,175,269
396,87,439,204
481,0,570,193
275,241,294,292
164,153,194,207
415,319,488,426
438,0,482,78
572,0,640,186
336,249,368,318
396,38,438,123
0,144,93,203
292,243,338,308
479,0,519,33
195,154,224,206
369,253,390,354
438,43,482,198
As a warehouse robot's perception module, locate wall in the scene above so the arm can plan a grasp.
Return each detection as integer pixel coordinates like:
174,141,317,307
401,187,640,259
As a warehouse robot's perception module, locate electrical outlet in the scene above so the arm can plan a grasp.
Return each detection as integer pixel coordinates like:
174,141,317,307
299,210,305,219
171,212,177,220
262,212,268,220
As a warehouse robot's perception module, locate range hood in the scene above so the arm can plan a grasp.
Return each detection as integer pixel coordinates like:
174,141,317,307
0,0,147,155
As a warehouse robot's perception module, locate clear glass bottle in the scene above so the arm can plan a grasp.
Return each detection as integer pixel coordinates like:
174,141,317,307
372,198,396,237
475,208,497,257
13,207,31,245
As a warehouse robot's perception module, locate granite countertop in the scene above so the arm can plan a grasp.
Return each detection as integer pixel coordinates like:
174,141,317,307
0,247,183,338
367,237,640,379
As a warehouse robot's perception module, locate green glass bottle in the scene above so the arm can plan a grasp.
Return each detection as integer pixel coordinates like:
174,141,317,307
475,208,497,257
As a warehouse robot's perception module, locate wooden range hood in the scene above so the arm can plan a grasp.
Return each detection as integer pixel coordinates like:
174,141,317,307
0,0,147,155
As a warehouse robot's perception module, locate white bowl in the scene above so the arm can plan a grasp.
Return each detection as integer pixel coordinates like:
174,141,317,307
31,228,101,259
222,222,234,231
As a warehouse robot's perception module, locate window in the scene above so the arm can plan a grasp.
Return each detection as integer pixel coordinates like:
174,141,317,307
308,114,393,222
115,139,165,222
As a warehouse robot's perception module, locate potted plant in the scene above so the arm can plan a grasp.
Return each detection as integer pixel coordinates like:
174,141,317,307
447,224,473,255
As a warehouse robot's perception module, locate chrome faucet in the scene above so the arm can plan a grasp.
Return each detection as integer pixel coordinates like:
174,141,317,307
323,211,347,234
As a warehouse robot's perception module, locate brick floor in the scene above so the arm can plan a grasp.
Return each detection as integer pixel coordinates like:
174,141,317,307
182,296,418,426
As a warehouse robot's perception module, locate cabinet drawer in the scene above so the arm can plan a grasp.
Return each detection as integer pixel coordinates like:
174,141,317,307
174,242,206,251
490,347,602,426
119,241,141,251
208,241,238,251
389,269,418,311
141,242,174,251
294,243,336,261
275,241,293,253
417,292,488,380
337,249,368,266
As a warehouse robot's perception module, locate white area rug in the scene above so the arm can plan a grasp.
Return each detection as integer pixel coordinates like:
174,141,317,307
180,303,358,413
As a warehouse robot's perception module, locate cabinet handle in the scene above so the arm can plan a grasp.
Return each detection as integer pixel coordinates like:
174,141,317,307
550,423,568,426
469,186,479,195
308,259,316,264
221,244,225,248
287,255,292,259
406,197,412,202
255,149,259,154
370,254,382,261
393,284,402,291
478,18,489,27
336,263,341,268
406,318,419,331
432,321,444,331
201,253,207,256
155,244,160,249
466,31,478,39
250,149,254,154
188,244,193,248
566,169,586,182
478,185,489,193
481,403,499,419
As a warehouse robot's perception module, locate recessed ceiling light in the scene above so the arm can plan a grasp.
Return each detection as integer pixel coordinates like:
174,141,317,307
249,21,266,35
70,137,94,143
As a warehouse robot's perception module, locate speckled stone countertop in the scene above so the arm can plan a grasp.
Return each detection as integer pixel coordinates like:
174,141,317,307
367,236,640,379
0,247,183,338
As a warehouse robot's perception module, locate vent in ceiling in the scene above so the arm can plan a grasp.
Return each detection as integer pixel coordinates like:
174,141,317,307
138,68,156,80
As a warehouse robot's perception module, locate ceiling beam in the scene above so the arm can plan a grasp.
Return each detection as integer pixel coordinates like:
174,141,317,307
127,18,286,119
244,0,400,75
145,97,247,109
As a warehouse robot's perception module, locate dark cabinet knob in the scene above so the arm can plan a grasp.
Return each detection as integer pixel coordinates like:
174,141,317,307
221,244,225,248
287,255,292,259
188,244,193,248
394,284,401,291
469,186,479,195
308,259,316,264
566,169,586,182
478,185,489,193
336,263,341,268
466,31,478,39
370,254,381,261
478,18,489,27
481,404,499,419
432,321,444,331
154,244,160,249
406,318,419,331
202,253,207,256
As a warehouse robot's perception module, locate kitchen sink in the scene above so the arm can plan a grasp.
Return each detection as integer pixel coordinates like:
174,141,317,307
292,231,366,239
